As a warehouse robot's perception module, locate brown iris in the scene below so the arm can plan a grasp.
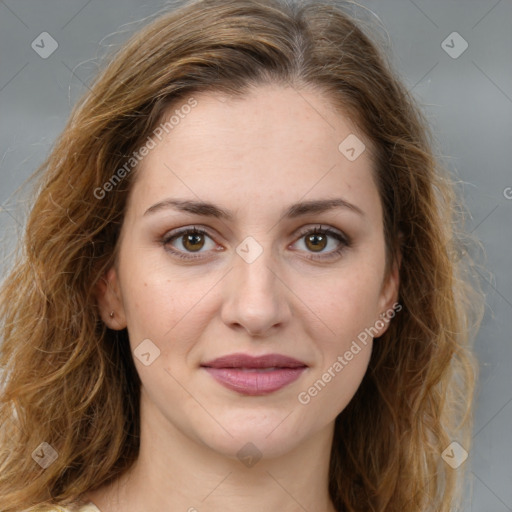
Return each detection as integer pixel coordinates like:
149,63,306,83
305,231,327,252
182,232,205,252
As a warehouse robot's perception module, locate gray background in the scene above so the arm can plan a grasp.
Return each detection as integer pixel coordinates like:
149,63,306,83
0,0,511,510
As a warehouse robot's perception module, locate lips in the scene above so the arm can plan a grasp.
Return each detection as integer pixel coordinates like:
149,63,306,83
202,353,307,369
201,353,308,395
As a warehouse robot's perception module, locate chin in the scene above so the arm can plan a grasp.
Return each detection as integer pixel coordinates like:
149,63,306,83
208,433,303,463
195,410,311,461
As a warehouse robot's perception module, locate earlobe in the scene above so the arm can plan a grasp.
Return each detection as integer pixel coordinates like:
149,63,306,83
94,266,127,330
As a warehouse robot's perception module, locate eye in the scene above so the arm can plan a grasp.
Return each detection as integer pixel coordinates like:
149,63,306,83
161,224,351,261
292,225,350,261
161,226,218,260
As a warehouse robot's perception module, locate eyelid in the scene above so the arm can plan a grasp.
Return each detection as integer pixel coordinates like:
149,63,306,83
293,224,349,244
161,225,219,247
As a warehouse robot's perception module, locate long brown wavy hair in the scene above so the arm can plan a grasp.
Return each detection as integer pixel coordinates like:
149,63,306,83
0,0,484,510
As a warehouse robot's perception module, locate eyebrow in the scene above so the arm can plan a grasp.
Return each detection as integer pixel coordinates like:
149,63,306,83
143,197,365,219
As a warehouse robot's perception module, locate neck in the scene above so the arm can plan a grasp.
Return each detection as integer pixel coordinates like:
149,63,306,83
85,393,338,512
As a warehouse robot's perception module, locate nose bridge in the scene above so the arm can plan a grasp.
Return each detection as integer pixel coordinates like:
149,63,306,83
221,234,290,335
239,243,275,290
234,234,280,304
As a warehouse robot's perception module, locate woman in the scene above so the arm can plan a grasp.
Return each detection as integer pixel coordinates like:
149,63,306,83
0,0,483,510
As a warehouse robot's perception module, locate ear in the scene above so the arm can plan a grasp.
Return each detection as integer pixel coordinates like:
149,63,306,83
374,247,402,338
94,265,127,330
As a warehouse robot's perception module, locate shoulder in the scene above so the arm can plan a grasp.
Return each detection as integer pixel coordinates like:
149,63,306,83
21,507,67,512
22,503,100,512
65,506,100,512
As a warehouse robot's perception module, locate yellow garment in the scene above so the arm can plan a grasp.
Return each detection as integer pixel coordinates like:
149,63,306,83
57,505,100,512
24,503,100,512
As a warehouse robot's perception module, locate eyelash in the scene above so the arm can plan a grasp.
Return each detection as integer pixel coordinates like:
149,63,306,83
161,225,351,262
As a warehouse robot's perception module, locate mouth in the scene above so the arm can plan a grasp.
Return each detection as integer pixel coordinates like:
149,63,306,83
200,353,308,396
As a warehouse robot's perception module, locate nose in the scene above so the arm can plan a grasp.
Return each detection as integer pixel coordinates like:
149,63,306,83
220,244,292,338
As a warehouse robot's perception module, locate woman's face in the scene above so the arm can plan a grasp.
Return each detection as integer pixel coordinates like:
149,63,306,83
98,84,399,460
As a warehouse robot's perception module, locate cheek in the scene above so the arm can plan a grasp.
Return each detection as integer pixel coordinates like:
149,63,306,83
296,274,376,417
119,259,216,356
295,259,385,347
297,342,372,424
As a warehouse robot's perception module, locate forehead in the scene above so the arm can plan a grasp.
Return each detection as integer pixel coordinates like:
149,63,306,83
127,84,380,222
155,84,368,161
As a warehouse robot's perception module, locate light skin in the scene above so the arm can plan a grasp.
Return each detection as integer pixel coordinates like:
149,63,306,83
88,84,400,512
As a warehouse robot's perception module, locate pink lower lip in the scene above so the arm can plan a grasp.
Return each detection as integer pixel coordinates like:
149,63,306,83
203,367,307,395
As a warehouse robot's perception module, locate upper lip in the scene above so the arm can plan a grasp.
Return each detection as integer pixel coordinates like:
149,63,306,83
201,353,307,369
